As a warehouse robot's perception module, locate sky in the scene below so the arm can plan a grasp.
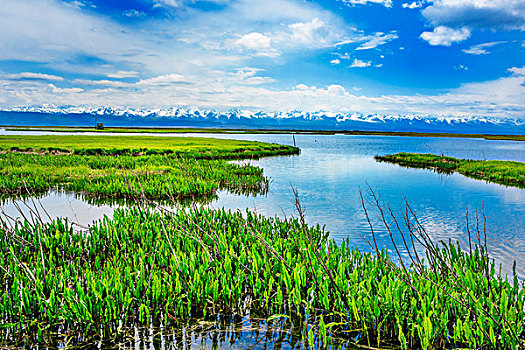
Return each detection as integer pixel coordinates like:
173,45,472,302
0,0,524,118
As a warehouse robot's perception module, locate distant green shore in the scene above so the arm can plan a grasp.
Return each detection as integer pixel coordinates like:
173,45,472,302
3,125,525,141
376,152,525,188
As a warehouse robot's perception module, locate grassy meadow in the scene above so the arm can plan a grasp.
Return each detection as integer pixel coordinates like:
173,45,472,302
376,152,525,188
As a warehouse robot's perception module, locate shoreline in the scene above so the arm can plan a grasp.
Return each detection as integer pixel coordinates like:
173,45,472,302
2,125,525,141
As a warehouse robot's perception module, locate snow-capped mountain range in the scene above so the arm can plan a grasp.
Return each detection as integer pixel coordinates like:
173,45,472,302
1,105,524,134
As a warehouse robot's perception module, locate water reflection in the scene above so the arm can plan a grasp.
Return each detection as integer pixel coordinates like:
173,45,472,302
11,316,358,349
114,317,357,350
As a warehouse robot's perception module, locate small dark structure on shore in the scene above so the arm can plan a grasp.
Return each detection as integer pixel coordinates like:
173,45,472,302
96,123,104,130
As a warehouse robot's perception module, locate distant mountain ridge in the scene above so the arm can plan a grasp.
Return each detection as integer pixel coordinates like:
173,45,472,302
1,105,524,134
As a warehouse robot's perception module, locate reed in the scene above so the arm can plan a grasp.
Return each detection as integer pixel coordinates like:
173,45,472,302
375,152,525,188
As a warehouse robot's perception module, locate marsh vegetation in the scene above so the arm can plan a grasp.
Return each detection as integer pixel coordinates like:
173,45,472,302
0,135,524,349
376,152,525,188
0,196,523,348
0,135,299,202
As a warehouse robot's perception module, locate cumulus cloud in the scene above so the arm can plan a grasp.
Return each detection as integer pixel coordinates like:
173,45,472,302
236,32,272,50
330,59,341,65
462,41,506,55
422,0,525,31
420,26,471,46
350,59,371,67
234,32,279,57
402,1,424,9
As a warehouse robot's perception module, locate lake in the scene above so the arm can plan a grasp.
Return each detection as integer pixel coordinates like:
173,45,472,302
2,130,524,280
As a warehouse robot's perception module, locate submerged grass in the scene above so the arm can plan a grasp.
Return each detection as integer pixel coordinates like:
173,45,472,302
375,152,525,188
0,201,523,348
0,135,298,201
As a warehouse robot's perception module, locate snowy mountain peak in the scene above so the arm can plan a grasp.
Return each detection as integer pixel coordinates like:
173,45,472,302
0,105,523,134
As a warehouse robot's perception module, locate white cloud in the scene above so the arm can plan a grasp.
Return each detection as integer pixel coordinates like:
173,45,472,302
0,0,153,73
330,59,341,65
152,0,183,9
420,26,471,46
508,66,525,76
230,68,275,84
453,64,468,71
47,84,83,94
333,52,352,60
350,59,371,67
422,0,525,31
71,79,130,87
355,32,398,50
340,0,392,8
0,0,522,120
1,67,524,118
122,9,146,18
236,32,272,50
107,71,140,79
137,74,188,86
402,2,423,9
4,72,64,81
234,32,279,57
289,18,327,44
327,84,346,95
153,0,228,9
462,41,506,55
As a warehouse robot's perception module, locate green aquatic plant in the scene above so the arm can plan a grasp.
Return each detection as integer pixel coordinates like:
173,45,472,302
375,152,525,188
0,193,523,349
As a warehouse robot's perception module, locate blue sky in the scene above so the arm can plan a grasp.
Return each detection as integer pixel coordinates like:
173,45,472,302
0,0,524,118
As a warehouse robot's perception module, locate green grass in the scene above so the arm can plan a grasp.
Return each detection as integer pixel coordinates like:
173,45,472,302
4,126,525,141
0,135,299,201
0,135,298,157
344,131,525,141
375,153,525,188
1,207,523,348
